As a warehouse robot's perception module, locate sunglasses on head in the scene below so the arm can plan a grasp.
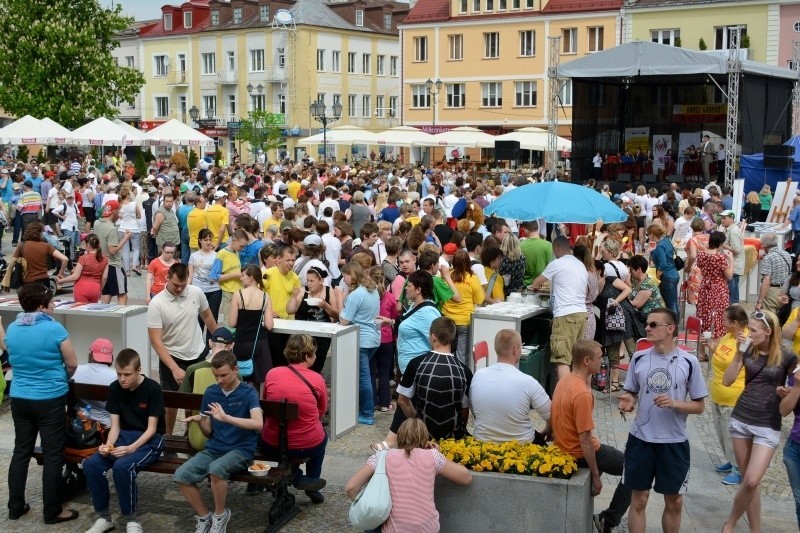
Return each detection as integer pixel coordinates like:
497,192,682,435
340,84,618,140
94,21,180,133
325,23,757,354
751,311,771,329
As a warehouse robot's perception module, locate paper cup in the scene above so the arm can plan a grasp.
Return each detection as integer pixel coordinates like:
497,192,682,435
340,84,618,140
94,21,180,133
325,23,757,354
703,331,713,340
739,337,752,353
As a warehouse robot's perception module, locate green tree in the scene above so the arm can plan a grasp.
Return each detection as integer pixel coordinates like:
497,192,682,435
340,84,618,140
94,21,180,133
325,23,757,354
134,152,147,178
188,149,198,170
0,1,144,127
17,146,28,162
236,111,286,158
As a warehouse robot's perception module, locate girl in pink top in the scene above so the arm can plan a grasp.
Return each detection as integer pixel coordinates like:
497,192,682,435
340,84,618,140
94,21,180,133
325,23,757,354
57,234,108,303
372,266,398,412
346,418,472,533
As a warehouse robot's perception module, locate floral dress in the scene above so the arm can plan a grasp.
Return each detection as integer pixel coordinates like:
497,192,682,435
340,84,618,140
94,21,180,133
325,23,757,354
696,251,730,337
631,275,664,316
685,233,709,304
499,256,526,297
584,271,600,340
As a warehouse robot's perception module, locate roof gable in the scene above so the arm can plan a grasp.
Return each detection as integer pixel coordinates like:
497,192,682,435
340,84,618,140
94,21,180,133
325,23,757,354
403,0,449,24
541,0,622,13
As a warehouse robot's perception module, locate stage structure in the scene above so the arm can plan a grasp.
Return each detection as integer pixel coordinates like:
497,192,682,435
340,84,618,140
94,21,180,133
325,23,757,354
557,41,797,183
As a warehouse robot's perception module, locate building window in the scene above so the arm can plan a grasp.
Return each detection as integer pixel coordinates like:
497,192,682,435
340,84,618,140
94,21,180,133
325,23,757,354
201,53,216,75
333,94,341,109
512,0,520,8
651,29,680,46
183,11,192,28
519,30,535,56
125,56,135,68
317,93,326,105
154,55,168,77
278,48,285,68
345,52,355,73
588,26,604,52
790,59,800,71
250,49,265,72
414,37,428,62
377,55,385,75
362,53,371,74
473,0,480,11
487,0,494,10
226,51,235,71
202,95,216,118
411,85,430,108
348,94,357,117
278,94,286,114
155,96,169,118
563,28,577,53
332,51,341,72
356,10,364,27
484,32,500,58
449,34,463,60
560,79,572,106
460,0,468,13
250,94,265,111
233,8,242,24
515,81,537,106
526,0,533,6
499,0,506,10
376,95,384,117
163,13,172,31
260,5,270,22
362,95,371,118
228,94,236,117
389,96,398,117
715,25,747,49
178,95,187,117
317,49,325,71
481,82,502,107
211,10,219,26
384,13,392,29
390,56,398,76
446,83,465,108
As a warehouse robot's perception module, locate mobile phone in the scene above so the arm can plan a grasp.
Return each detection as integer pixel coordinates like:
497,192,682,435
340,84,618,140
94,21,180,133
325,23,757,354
199,412,210,418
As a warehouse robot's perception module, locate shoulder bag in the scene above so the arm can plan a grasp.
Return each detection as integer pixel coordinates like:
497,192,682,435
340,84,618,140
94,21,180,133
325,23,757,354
9,243,25,289
348,450,393,530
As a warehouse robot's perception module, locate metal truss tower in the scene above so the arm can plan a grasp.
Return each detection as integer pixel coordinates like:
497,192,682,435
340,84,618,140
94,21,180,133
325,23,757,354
792,42,800,136
547,36,561,180
724,29,741,190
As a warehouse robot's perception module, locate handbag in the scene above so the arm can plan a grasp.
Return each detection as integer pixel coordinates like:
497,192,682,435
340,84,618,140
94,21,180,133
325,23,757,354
9,243,24,289
349,450,393,529
605,303,626,331
673,253,685,271
65,414,106,454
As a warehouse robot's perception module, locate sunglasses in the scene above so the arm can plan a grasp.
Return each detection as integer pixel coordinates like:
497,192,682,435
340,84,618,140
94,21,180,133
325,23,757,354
645,321,672,329
751,311,771,329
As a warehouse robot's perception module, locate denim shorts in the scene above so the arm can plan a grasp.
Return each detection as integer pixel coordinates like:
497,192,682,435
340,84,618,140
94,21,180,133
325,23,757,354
173,449,250,484
728,417,781,449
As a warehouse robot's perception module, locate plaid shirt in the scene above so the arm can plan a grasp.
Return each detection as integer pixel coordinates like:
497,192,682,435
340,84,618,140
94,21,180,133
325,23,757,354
760,248,792,286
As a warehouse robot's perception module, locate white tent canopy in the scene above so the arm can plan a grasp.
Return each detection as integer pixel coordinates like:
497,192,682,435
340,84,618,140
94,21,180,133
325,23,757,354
70,117,145,146
145,119,215,147
557,40,797,80
39,118,72,144
374,126,435,147
0,115,62,145
495,126,572,152
417,126,496,148
299,125,378,145
113,119,146,140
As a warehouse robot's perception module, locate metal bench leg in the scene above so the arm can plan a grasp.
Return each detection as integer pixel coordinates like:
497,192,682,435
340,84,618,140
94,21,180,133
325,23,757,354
265,481,299,533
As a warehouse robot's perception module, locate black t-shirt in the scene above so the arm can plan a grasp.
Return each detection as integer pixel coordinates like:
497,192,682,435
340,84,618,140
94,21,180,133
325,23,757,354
732,347,797,431
106,376,166,435
434,224,454,248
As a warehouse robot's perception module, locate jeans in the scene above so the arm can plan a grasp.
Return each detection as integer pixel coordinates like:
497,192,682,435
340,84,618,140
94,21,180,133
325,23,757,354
359,346,379,419
199,290,223,336
11,213,21,244
371,342,394,408
729,274,740,304
260,432,327,479
8,395,67,522
659,276,680,324
62,229,78,262
83,429,163,517
180,233,190,264
580,444,632,528
784,438,800,529
452,325,470,367
119,231,141,274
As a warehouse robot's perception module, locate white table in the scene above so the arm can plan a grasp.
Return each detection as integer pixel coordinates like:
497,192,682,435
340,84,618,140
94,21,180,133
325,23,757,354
471,303,551,367
746,223,792,251
272,319,359,441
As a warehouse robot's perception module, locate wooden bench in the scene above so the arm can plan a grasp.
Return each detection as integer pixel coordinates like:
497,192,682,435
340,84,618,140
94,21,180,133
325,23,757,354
33,382,308,532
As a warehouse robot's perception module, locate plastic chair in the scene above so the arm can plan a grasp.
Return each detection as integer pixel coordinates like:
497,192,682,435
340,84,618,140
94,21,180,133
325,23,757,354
679,316,702,354
473,341,489,370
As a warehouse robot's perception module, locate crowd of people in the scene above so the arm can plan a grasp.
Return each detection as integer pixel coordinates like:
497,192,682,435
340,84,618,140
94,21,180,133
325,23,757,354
1,151,800,532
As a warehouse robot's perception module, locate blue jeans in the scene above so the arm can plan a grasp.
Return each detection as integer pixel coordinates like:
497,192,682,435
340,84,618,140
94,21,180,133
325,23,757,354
83,430,163,517
180,233,190,264
793,231,800,259
783,438,800,529
12,213,21,244
659,276,680,324
729,274,740,304
359,346,378,419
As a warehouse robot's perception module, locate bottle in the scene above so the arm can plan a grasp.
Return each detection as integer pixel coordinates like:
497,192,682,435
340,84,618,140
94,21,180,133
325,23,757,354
595,360,608,391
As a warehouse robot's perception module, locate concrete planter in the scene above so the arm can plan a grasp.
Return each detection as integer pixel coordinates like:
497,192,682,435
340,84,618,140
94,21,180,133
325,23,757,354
435,469,591,532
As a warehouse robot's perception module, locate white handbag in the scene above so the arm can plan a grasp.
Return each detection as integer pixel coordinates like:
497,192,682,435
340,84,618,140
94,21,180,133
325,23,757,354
349,450,392,529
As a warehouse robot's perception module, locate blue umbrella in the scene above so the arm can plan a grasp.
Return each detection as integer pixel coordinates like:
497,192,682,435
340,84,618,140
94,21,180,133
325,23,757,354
483,181,628,223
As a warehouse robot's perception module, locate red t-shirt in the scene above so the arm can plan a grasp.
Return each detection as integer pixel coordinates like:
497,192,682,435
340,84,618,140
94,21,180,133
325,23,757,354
261,365,327,450
147,257,172,295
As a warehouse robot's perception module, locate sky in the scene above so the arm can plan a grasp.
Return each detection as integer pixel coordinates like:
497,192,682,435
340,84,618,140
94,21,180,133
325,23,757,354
102,0,166,22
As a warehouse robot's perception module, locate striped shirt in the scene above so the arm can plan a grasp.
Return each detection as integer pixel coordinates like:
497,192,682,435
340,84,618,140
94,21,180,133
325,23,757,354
760,248,792,286
17,191,42,214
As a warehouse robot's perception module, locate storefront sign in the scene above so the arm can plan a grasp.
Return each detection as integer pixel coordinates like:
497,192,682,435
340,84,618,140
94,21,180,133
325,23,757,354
200,128,228,136
139,120,166,131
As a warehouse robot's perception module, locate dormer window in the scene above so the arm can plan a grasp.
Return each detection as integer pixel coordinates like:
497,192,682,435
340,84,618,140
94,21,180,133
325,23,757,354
211,10,219,26
163,13,173,31
184,11,192,28
356,10,364,27
383,13,391,29
260,5,270,22
233,7,242,24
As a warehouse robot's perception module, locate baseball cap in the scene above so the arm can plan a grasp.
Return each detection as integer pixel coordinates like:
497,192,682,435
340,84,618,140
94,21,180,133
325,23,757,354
720,209,736,218
214,190,227,199
280,220,293,232
147,186,158,194
303,234,323,247
11,183,21,190
24,180,33,188
179,183,189,193
443,243,458,255
210,327,234,344
266,195,278,203
104,200,121,214
90,338,114,363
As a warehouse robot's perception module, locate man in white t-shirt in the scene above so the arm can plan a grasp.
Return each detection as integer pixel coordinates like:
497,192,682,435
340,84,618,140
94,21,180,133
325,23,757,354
71,338,118,427
672,206,695,246
470,330,551,443
532,236,588,381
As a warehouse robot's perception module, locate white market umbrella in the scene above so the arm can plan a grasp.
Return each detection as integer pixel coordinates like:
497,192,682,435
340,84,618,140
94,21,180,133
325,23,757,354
70,117,145,146
145,119,215,147
495,126,572,152
40,117,72,144
299,125,377,145
374,125,435,147
114,119,146,140
418,126,496,148
0,115,58,145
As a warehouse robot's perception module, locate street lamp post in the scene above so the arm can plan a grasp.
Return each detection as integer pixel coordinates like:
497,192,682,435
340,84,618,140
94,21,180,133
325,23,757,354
246,83,265,162
309,100,343,163
425,78,442,126
189,105,200,124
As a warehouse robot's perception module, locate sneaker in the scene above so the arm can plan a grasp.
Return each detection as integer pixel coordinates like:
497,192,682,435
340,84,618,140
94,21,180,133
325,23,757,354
293,475,327,491
305,490,325,504
86,518,115,533
714,461,733,473
194,514,212,533
126,522,143,533
722,471,742,485
592,514,612,533
210,508,231,533
358,416,374,425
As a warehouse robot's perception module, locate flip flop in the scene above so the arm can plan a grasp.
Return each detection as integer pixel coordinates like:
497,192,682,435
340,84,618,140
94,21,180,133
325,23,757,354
370,441,391,452
609,382,621,393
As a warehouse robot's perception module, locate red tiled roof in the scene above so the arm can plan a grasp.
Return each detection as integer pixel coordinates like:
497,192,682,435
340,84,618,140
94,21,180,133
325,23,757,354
541,0,622,13
404,0,450,24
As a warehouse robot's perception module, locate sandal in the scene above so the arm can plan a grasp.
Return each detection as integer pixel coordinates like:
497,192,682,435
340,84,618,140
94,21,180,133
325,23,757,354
609,382,621,393
379,403,396,412
370,441,391,452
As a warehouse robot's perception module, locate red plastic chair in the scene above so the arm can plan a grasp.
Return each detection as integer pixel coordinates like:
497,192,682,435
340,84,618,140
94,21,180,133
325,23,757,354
679,316,702,354
473,341,489,370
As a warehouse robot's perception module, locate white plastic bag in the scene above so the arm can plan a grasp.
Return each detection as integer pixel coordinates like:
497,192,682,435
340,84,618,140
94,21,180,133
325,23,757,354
349,450,392,529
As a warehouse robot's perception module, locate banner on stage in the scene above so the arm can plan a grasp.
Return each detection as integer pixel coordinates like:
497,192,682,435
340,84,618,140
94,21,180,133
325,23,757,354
653,135,672,171
624,127,650,153
678,132,701,160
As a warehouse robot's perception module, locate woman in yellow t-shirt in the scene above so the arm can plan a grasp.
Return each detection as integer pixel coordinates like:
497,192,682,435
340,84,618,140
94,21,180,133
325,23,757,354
480,246,504,304
782,305,800,354
705,305,748,482
441,250,485,366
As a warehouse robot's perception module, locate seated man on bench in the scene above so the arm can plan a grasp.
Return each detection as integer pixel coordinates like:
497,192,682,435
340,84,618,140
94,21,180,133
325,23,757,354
84,349,166,533
174,350,263,533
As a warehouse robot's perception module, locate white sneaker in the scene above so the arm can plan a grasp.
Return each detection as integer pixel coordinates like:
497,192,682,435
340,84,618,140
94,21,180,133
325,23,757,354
85,517,115,533
195,514,212,533
126,521,143,533
209,509,231,533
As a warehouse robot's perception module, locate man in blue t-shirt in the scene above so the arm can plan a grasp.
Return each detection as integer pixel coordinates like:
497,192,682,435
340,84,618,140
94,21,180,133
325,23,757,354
174,351,263,533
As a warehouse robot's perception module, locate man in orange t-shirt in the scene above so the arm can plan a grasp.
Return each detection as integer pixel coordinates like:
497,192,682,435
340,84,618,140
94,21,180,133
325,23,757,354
551,339,631,533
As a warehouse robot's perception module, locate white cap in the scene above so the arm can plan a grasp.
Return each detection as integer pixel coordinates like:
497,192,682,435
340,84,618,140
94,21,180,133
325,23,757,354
214,190,227,199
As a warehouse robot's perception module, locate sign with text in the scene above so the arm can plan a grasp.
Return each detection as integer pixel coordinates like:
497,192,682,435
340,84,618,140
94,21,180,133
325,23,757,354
672,104,726,124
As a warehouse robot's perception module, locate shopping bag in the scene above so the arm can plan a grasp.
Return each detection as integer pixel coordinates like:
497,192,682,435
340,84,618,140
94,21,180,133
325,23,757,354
349,450,392,529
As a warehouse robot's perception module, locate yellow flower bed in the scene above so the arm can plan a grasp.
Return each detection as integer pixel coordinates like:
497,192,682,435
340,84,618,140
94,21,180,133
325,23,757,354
439,437,578,479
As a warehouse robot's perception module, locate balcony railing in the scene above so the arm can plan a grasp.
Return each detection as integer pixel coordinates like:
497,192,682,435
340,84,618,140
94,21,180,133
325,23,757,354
166,69,189,85
216,70,238,84
262,66,286,82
